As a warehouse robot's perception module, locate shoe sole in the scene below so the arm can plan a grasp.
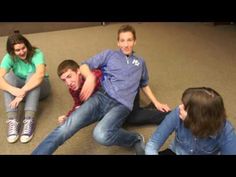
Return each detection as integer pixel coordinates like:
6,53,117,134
20,134,34,143
7,135,19,143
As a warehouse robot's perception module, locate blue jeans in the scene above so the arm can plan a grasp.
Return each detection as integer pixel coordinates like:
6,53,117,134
32,90,140,155
3,71,51,113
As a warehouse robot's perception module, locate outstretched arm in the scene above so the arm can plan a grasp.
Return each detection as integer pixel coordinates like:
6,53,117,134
141,85,171,112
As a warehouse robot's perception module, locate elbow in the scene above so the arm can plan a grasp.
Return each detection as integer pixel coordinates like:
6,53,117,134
36,72,45,82
80,64,90,72
39,72,45,79
80,64,92,78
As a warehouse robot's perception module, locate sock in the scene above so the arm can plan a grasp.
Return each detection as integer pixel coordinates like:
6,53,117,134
25,110,35,119
7,112,17,120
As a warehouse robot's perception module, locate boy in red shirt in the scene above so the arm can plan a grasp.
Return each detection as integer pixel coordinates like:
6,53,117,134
57,59,102,124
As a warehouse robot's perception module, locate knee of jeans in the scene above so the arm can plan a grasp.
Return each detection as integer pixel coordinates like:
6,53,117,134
26,73,34,81
93,126,113,146
31,85,41,93
56,124,73,141
4,73,16,85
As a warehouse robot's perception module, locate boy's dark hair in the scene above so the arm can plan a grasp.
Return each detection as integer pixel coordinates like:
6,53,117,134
57,59,80,77
117,25,136,41
182,87,226,138
6,33,36,63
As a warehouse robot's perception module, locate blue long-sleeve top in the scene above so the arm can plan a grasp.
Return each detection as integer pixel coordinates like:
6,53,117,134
145,107,236,155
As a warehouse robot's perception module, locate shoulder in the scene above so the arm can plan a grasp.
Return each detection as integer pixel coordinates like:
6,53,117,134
102,49,116,56
34,48,44,56
2,53,12,61
1,53,13,64
94,50,117,62
91,49,114,59
223,120,236,134
32,49,45,63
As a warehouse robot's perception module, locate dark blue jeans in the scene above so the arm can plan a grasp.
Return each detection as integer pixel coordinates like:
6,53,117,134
126,90,169,125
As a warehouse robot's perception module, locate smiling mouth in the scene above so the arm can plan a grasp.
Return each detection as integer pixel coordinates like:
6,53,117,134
20,54,26,58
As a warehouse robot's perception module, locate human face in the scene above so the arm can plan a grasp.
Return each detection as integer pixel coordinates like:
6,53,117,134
14,43,28,60
117,31,136,56
179,104,187,121
60,68,81,91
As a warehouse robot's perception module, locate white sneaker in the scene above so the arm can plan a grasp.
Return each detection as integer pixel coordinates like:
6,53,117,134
6,118,19,143
20,117,35,143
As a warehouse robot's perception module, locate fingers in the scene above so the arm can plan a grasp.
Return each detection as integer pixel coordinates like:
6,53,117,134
79,90,87,101
58,117,64,124
79,87,87,101
164,104,171,111
58,115,67,124
159,104,171,112
83,91,92,101
9,103,14,109
58,118,64,124
80,76,96,101
9,101,18,109
12,88,26,97
80,87,93,101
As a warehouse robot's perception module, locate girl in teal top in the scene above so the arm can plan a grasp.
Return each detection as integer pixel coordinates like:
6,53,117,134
0,33,51,143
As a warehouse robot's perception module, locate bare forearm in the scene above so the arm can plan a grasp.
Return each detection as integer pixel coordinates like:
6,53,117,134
79,64,96,101
80,64,93,78
142,85,171,112
22,73,44,92
142,85,161,106
22,64,45,92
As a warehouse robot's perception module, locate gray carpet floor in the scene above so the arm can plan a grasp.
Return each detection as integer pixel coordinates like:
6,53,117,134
0,22,235,154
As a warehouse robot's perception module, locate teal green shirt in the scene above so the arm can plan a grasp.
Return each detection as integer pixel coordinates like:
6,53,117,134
0,49,48,80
